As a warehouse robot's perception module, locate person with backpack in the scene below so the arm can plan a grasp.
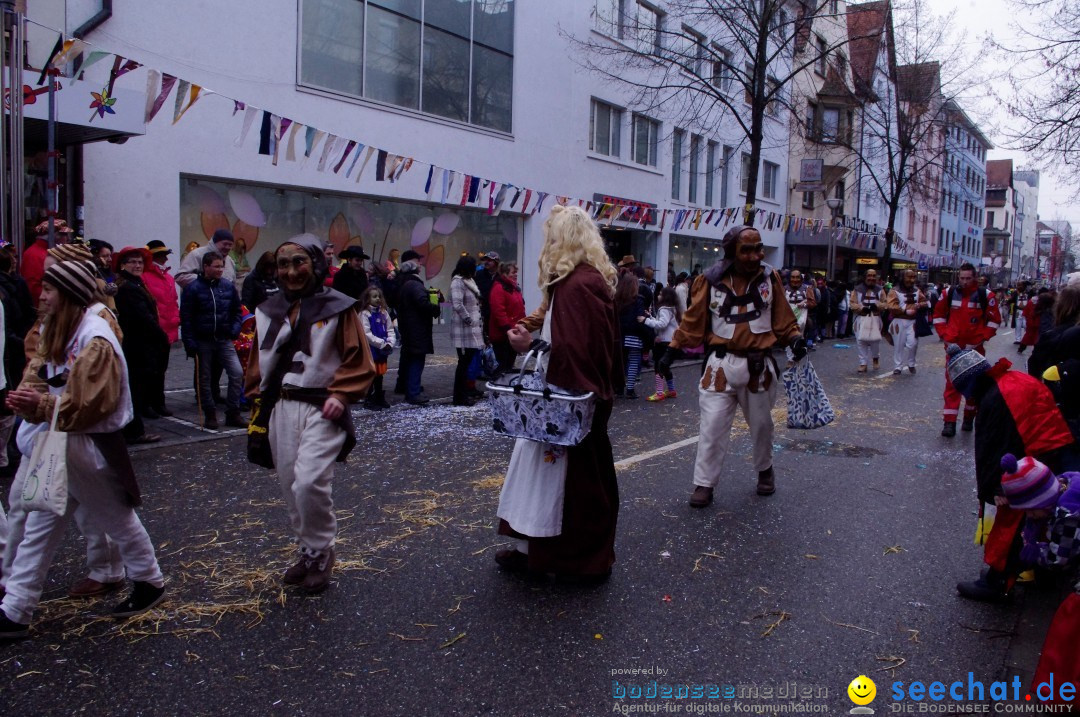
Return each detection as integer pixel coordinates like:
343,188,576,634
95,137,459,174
932,262,1002,437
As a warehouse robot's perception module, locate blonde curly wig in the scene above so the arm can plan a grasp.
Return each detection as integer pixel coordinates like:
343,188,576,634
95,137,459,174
536,205,617,309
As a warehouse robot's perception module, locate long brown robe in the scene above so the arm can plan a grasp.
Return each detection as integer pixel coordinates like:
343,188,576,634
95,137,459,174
499,264,622,577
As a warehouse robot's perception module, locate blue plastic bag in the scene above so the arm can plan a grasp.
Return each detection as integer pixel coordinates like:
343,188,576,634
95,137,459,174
782,359,835,429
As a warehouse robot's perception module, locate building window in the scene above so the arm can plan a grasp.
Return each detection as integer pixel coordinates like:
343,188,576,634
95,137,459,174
740,152,752,194
590,99,622,157
802,191,815,209
835,52,846,78
712,47,733,91
635,1,663,54
299,0,514,132
766,77,780,116
595,0,626,37
705,141,717,207
762,161,778,200
683,26,706,76
743,62,755,105
816,36,828,75
806,101,817,138
721,146,733,207
845,109,854,145
822,107,840,142
631,114,659,166
688,135,701,203
672,129,685,200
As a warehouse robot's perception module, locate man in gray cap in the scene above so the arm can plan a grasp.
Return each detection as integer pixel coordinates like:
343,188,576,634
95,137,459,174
176,229,237,288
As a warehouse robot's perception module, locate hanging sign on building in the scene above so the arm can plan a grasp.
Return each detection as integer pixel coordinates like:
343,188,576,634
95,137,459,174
592,194,657,227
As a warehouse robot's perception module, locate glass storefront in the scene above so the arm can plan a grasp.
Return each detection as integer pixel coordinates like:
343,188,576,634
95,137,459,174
669,234,725,278
179,176,520,298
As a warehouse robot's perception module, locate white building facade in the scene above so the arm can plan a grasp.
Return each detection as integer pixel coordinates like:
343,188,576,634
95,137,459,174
31,0,793,311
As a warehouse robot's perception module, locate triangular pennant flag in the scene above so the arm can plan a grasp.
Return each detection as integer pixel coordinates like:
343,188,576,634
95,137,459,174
233,100,246,116
460,175,472,205
534,192,549,214
345,143,366,177
424,166,435,196
317,135,341,172
356,146,376,180
51,39,89,68
75,50,110,79
143,70,160,122
148,73,179,123
333,140,357,174
107,56,141,97
172,80,191,124
285,121,304,161
234,104,258,146
173,83,203,125
521,189,533,213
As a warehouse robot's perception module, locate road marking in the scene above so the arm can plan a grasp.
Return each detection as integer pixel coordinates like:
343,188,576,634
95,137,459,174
614,435,699,470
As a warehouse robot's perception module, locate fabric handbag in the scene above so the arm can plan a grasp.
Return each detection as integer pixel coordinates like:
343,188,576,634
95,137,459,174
782,358,835,429
481,345,499,376
21,398,68,515
855,315,881,343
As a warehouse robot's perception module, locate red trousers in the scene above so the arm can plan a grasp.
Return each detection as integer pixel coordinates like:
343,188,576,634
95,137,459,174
942,345,984,422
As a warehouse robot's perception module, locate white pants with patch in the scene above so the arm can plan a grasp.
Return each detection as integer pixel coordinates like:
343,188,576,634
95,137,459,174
693,354,779,487
270,399,346,556
891,319,918,370
857,339,880,367
1,439,163,625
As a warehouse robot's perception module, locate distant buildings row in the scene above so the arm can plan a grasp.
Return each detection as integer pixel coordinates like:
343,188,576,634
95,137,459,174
11,0,1075,312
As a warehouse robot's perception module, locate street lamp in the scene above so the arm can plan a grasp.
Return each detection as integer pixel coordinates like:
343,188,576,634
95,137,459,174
825,197,843,280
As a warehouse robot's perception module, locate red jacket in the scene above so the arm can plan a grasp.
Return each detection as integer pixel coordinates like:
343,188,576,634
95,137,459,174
20,238,48,306
488,276,526,343
142,261,180,343
932,285,1001,347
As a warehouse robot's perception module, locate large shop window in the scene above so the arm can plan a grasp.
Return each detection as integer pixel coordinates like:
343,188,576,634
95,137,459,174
179,177,519,299
299,0,514,132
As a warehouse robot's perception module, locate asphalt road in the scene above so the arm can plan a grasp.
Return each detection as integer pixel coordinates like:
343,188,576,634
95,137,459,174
0,330,1063,716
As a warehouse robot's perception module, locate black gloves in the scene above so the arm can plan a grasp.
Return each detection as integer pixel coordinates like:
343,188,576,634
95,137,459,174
790,336,808,361
185,346,197,359
657,347,679,375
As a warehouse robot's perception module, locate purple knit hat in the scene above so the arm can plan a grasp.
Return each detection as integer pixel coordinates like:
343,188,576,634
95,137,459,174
1000,453,1060,510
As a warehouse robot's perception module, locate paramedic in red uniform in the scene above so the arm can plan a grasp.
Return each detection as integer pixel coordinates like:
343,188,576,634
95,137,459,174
932,262,1002,437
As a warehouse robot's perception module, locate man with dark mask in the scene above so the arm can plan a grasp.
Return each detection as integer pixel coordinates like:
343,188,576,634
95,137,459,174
658,226,806,505
244,234,375,595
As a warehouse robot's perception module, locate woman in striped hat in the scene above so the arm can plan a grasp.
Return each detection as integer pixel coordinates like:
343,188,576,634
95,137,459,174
0,260,165,639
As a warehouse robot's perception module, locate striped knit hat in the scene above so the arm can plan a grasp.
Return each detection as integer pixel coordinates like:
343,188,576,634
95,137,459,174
46,243,93,263
42,260,98,307
1000,453,1060,510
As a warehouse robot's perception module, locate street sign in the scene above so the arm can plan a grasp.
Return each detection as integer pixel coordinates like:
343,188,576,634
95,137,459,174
800,158,824,182
918,258,928,271
794,182,825,192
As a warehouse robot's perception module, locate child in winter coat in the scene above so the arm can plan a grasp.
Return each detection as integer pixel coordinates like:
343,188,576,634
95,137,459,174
360,287,395,410
645,287,682,402
1000,453,1080,570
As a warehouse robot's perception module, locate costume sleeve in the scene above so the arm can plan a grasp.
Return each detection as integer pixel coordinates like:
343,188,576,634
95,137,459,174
23,319,42,363
27,338,123,432
520,305,546,333
670,275,710,349
804,287,817,310
983,293,1002,341
885,290,901,317
328,308,376,405
770,272,801,346
174,250,200,288
244,326,262,400
933,292,954,343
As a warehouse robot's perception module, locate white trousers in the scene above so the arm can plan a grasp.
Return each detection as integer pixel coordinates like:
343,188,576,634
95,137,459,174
891,319,918,370
1,446,162,625
269,399,346,556
857,339,880,367
693,355,779,487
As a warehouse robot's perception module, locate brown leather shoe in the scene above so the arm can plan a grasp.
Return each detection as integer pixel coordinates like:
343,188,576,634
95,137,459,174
689,486,713,508
282,556,311,586
757,467,776,496
68,577,125,598
301,549,335,595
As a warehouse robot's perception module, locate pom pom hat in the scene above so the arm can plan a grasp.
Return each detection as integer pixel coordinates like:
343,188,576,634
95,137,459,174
1000,453,1060,510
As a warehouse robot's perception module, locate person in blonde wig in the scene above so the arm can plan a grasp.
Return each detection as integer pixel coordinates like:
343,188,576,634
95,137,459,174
494,205,622,583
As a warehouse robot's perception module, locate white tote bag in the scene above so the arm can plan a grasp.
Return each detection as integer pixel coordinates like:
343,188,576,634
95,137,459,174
20,398,68,515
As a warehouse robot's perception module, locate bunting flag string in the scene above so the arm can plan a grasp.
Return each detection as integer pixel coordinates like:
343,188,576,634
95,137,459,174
33,29,971,267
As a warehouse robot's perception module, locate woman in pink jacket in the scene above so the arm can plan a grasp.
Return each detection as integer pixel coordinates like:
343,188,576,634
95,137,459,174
141,240,180,416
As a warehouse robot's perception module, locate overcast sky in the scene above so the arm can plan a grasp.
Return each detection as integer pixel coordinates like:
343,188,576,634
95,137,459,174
926,0,1077,224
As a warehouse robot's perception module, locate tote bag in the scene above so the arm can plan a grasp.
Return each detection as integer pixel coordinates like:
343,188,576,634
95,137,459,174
782,358,835,429
20,398,68,515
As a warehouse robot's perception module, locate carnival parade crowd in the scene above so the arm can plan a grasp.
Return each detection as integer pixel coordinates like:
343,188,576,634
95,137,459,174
0,211,1076,692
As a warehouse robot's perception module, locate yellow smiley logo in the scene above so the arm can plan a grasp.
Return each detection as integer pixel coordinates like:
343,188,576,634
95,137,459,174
847,675,876,706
